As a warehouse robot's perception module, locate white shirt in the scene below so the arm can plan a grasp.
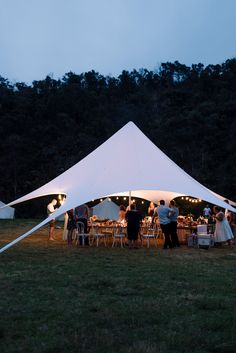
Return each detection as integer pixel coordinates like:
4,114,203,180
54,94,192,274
203,207,211,216
47,202,56,215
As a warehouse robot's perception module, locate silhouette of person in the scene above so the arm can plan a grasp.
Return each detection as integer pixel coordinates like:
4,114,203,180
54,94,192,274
126,203,142,248
47,199,58,240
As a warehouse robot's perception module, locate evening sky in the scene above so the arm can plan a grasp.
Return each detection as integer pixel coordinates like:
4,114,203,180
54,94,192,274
0,0,235,84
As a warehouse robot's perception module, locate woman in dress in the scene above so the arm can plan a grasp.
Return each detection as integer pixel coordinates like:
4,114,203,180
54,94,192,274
118,204,126,225
148,202,155,217
213,206,234,246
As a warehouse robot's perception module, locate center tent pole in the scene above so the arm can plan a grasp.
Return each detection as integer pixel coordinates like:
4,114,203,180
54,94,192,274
129,191,132,207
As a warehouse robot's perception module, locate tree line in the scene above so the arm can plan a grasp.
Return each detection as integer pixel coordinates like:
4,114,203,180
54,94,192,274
0,59,236,217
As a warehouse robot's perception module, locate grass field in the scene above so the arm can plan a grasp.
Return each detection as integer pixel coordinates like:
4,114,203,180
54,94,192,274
0,219,236,353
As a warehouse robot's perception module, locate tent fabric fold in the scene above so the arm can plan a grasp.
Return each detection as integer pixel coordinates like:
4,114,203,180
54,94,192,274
1,121,235,253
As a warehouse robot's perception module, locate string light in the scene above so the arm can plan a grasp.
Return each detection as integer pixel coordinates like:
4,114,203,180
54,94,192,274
181,196,203,203
59,195,65,205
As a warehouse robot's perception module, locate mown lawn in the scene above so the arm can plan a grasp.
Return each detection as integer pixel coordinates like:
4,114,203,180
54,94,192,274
0,220,236,353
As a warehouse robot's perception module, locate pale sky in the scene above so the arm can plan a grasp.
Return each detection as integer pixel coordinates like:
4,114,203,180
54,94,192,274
0,0,236,84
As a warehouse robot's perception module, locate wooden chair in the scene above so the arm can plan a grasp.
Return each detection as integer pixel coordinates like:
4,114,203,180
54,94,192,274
90,223,107,247
141,224,158,248
112,225,126,248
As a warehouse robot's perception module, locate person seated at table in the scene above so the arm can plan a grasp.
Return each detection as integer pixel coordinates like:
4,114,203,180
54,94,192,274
126,203,142,248
185,214,193,224
197,215,205,224
177,216,184,225
118,204,126,225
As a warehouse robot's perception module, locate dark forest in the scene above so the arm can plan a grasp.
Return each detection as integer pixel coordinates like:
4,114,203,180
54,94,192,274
0,59,236,216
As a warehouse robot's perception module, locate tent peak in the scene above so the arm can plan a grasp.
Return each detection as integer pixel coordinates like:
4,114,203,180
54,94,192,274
120,121,140,131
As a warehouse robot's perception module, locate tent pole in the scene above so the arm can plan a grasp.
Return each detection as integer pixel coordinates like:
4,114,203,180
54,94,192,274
0,212,61,254
129,191,131,207
0,201,69,254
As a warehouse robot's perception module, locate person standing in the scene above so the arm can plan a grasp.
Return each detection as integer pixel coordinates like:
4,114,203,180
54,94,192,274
169,200,180,247
125,203,142,248
224,200,235,235
148,202,155,217
203,204,211,219
213,206,234,246
47,199,58,241
66,209,77,245
118,204,126,225
75,203,90,245
153,200,173,249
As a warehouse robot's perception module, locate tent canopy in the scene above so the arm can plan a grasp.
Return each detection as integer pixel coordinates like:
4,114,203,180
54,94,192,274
92,198,119,220
5,121,236,212
1,121,235,253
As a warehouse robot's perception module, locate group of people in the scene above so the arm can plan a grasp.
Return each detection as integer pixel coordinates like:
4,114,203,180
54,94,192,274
117,203,142,248
47,199,89,245
66,204,90,246
47,197,235,248
117,200,180,249
120,199,235,249
151,200,180,249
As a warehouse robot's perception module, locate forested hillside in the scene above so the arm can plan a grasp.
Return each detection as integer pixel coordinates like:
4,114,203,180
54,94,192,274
0,59,236,216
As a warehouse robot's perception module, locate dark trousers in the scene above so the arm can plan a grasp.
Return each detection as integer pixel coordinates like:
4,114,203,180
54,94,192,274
160,223,173,249
169,221,180,247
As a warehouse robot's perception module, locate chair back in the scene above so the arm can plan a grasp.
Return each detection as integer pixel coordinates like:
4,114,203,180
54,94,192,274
90,223,100,235
114,225,126,236
77,221,85,234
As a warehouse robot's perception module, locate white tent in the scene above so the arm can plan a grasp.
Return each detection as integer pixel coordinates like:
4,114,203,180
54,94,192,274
1,121,235,253
0,201,15,219
92,198,119,220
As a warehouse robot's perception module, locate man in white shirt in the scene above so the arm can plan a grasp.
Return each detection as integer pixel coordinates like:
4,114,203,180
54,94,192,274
153,200,173,249
47,199,57,240
203,205,211,218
